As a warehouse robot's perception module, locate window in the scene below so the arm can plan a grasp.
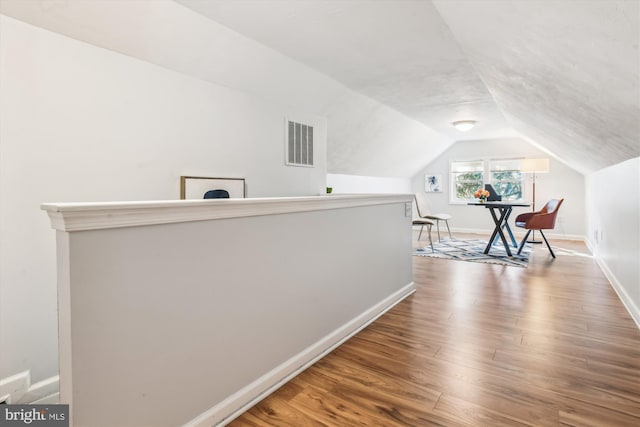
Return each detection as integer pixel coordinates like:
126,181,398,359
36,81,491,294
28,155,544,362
450,159,525,203
451,161,484,202
490,159,524,201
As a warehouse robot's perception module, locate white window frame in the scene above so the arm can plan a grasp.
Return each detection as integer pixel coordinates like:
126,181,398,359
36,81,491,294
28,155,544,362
449,158,527,204
449,160,485,204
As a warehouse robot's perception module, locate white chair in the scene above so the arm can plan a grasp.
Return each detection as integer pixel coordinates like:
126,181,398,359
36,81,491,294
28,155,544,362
414,193,453,242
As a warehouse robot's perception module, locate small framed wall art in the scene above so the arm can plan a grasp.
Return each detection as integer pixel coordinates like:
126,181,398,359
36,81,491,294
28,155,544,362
425,174,442,192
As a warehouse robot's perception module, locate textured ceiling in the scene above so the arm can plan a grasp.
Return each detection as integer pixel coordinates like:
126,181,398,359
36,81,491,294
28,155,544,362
433,0,640,174
178,0,640,174
2,0,638,176
177,0,517,142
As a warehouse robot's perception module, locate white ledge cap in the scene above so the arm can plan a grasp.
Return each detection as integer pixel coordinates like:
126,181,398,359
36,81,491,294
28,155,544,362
41,194,412,232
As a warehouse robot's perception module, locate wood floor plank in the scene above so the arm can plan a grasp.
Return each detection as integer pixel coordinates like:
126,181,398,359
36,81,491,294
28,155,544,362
233,394,328,427
287,383,407,427
229,234,640,426
559,398,640,427
586,358,640,382
432,394,534,427
586,320,640,338
316,371,441,426
492,347,588,371
313,356,442,409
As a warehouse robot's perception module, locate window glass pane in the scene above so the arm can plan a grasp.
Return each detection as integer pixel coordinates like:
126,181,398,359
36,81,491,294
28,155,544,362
489,158,524,200
454,171,483,199
491,170,523,200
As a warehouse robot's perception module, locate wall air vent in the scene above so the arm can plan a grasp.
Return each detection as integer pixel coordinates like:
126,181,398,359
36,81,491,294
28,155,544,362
286,119,314,167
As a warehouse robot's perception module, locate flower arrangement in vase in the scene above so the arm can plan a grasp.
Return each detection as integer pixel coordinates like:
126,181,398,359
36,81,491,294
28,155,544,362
474,188,490,203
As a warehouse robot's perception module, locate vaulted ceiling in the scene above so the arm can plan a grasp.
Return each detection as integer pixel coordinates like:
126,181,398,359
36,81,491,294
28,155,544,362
3,0,639,176
177,0,640,175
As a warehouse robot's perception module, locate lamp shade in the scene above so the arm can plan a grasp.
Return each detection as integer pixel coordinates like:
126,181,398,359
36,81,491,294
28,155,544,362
520,158,550,173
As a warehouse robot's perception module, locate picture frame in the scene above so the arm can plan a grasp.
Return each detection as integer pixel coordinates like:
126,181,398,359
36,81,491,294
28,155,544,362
425,174,442,193
180,176,246,199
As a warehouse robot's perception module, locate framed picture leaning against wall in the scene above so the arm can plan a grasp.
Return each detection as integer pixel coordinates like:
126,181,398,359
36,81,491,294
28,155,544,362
180,176,246,199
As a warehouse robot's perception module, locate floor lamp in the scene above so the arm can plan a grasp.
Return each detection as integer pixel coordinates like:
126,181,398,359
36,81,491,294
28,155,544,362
520,158,550,243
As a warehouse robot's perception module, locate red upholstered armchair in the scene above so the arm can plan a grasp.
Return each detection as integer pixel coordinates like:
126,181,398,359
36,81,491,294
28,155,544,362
516,198,564,258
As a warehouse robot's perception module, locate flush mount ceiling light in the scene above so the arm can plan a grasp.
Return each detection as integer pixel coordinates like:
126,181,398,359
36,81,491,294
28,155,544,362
452,120,476,132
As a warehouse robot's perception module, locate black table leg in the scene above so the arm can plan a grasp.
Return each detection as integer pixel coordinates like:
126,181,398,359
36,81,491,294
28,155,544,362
491,209,518,248
484,207,513,256
502,208,518,248
484,207,502,253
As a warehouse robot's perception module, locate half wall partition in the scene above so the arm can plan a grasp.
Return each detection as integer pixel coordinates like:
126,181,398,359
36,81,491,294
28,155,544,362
42,194,414,426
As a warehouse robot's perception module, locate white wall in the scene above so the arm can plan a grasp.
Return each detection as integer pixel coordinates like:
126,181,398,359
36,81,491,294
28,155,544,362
0,3,448,390
586,157,640,326
327,174,411,194
0,15,328,384
0,0,453,179
45,196,413,426
410,138,586,238
323,91,452,178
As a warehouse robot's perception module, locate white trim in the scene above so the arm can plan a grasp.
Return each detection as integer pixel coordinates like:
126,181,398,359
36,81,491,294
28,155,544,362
450,227,585,241
17,375,60,404
0,371,30,403
539,237,637,330
594,256,640,330
183,281,416,427
584,237,595,254
41,194,411,232
0,373,59,404
32,393,60,405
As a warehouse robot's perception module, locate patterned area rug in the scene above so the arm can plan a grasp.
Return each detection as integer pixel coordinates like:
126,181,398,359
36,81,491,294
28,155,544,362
413,239,532,268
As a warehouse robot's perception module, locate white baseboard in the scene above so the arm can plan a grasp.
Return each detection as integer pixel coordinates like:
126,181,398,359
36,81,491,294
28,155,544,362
582,238,639,330
0,372,59,404
32,392,60,404
183,282,416,427
449,227,584,241
584,237,595,254
0,371,30,403
17,375,60,404
594,256,640,330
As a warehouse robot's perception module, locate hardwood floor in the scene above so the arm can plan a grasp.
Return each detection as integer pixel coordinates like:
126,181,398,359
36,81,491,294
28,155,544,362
229,233,640,426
